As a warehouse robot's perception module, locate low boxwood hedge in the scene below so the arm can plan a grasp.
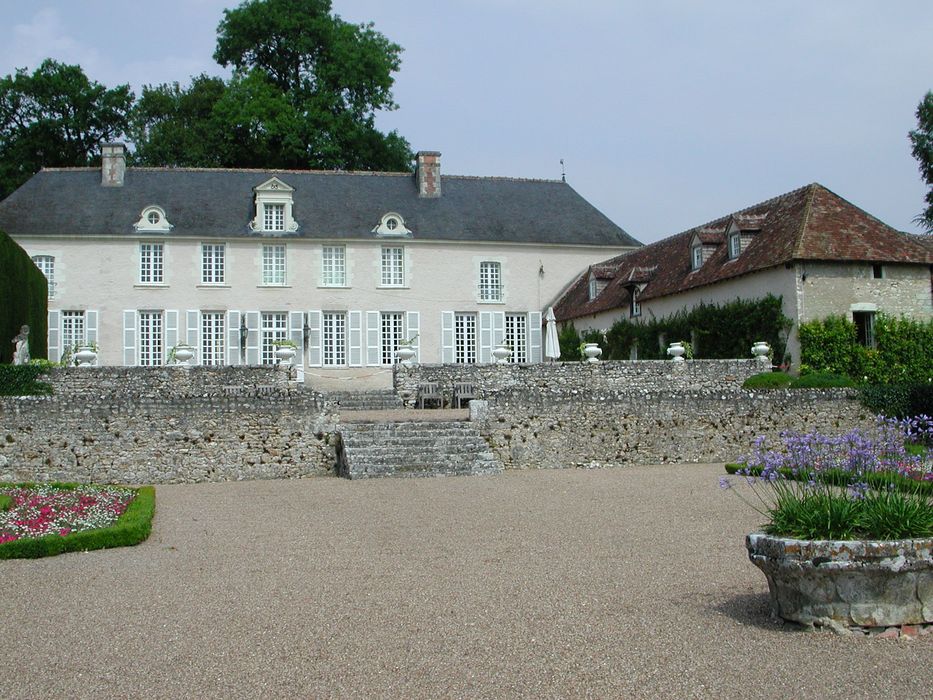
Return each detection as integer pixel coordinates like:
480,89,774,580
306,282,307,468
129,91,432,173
742,371,793,389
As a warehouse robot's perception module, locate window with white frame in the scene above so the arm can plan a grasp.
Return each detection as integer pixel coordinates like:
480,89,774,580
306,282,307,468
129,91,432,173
479,261,502,302
454,313,477,364
380,312,404,365
588,276,598,301
139,243,164,283
504,313,527,363
201,243,225,284
260,312,288,366
61,310,86,354
32,256,55,297
322,312,347,366
201,312,225,366
728,233,741,260
630,288,641,317
138,311,164,366
263,203,285,232
262,244,286,285
691,245,703,271
381,246,405,287
321,246,346,286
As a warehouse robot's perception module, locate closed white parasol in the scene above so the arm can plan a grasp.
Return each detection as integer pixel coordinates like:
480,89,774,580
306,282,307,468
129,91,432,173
544,307,560,360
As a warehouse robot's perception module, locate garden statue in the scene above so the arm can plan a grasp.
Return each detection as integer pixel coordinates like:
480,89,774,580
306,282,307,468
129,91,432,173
12,325,30,365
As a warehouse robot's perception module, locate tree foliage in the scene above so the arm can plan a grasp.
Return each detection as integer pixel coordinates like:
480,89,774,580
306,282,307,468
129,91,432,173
0,59,133,199
908,90,933,232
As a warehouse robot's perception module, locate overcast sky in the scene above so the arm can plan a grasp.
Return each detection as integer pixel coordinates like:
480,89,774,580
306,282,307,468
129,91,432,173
2,1,931,243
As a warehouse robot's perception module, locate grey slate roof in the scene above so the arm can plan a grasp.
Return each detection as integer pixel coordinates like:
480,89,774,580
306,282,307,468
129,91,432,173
0,168,640,247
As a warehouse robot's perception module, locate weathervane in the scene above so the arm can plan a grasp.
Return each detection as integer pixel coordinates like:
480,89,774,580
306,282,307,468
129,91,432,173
560,158,566,182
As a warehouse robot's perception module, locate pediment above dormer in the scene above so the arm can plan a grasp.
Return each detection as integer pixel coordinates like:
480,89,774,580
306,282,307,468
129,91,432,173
254,177,294,193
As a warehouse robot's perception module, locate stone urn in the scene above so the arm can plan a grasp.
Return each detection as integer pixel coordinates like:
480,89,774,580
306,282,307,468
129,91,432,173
492,344,511,364
74,345,97,367
583,343,602,363
396,345,416,367
751,341,771,364
274,344,297,366
666,341,685,363
746,533,933,629
173,344,195,366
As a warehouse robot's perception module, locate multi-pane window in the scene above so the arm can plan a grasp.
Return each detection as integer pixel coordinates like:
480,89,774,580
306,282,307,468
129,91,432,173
138,311,164,366
479,261,502,302
588,276,598,301
264,203,285,231
323,312,347,366
322,246,346,286
691,245,703,271
32,256,55,297
139,243,164,283
380,312,404,365
854,311,876,348
201,312,225,366
61,311,86,355
728,233,741,260
630,288,641,318
454,313,477,364
261,312,288,366
504,313,527,363
381,247,404,287
201,243,225,284
262,244,286,285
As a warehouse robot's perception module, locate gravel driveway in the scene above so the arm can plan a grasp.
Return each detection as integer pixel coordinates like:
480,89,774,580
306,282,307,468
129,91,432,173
2,464,930,699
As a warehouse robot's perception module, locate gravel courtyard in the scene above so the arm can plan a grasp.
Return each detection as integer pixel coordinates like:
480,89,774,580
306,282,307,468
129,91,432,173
2,464,930,699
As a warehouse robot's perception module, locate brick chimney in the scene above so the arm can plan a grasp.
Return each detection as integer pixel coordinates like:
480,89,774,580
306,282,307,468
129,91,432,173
415,151,441,198
101,142,126,187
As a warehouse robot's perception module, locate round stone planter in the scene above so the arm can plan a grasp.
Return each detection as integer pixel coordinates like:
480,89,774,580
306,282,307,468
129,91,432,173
395,345,416,367
173,345,195,365
492,344,511,364
274,345,296,366
583,343,602,363
74,346,97,367
666,342,685,363
746,533,933,628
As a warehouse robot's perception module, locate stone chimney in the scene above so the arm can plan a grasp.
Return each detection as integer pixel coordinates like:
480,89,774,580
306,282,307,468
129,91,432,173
101,142,126,187
415,151,441,198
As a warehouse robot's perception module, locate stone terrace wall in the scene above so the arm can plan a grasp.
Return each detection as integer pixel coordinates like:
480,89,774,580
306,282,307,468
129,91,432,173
0,367,338,484
394,359,764,402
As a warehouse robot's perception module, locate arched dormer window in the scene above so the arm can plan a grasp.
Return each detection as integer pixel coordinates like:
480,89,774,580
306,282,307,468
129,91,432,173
372,212,412,237
134,206,173,232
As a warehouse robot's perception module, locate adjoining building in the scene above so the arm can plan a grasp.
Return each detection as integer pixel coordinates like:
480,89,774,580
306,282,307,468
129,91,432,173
0,146,639,378
552,184,933,366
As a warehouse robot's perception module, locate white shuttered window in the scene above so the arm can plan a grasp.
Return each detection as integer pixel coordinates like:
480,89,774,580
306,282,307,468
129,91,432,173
140,243,164,283
201,312,225,366
455,313,477,364
380,312,404,365
139,311,164,366
261,312,287,366
505,313,527,363
323,312,346,366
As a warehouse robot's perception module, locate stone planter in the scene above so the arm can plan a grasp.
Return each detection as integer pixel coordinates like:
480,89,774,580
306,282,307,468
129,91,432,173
666,341,685,363
396,345,416,367
751,341,770,364
746,533,933,628
274,345,296,366
492,344,511,364
74,345,97,367
173,344,195,366
583,343,602,363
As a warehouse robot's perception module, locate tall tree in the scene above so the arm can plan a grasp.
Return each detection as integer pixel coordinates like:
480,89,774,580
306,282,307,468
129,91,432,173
0,59,133,199
212,0,412,171
908,90,933,233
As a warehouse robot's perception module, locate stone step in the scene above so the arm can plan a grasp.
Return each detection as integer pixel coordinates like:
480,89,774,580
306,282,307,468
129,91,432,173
325,389,403,411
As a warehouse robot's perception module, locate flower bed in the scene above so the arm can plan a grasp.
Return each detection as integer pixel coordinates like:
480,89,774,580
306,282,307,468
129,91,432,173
0,483,155,559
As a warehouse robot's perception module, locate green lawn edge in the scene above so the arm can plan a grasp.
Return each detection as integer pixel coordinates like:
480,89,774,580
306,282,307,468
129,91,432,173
0,485,155,560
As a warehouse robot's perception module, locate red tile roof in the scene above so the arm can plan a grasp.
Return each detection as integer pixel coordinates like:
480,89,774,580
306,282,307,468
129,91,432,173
554,183,933,321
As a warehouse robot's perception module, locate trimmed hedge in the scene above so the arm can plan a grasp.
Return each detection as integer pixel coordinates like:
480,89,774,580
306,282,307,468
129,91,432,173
787,372,855,389
0,485,155,559
859,383,933,419
0,230,47,363
742,371,793,389
0,364,53,395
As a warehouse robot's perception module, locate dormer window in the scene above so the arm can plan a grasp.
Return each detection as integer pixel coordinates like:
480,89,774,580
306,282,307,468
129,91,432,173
588,276,598,300
728,232,741,260
630,287,641,318
691,244,703,271
250,177,298,234
134,206,173,233
372,212,412,237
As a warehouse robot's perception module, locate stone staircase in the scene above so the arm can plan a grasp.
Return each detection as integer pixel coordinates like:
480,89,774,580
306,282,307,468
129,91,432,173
326,389,403,411
336,420,503,479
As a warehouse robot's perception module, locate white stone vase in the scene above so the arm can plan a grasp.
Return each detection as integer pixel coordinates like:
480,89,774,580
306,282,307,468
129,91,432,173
492,344,511,364
667,342,685,363
396,345,416,367
74,345,97,367
173,345,194,366
751,341,771,364
583,343,602,363
274,345,297,366
747,533,933,629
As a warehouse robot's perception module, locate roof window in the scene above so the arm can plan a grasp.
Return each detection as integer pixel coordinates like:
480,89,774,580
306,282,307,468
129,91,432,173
372,212,412,237
134,206,173,233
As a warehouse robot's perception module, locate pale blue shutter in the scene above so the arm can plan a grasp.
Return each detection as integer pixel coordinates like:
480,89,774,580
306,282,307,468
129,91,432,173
307,310,322,367
348,310,362,367
366,311,380,366
165,310,179,362
85,310,99,366
186,310,199,363
479,311,492,364
47,310,60,363
529,311,543,363
227,310,241,366
288,310,304,360
245,311,260,365
441,311,454,364
493,312,505,347
406,311,420,362
123,310,137,366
